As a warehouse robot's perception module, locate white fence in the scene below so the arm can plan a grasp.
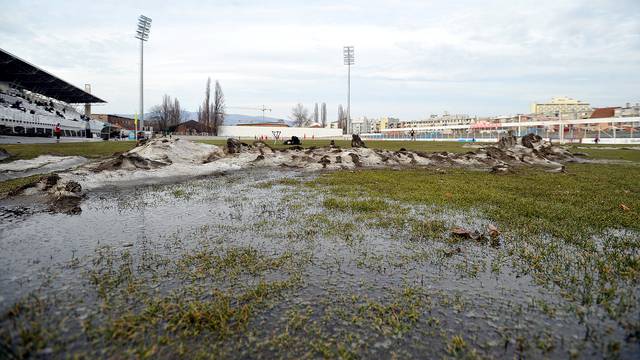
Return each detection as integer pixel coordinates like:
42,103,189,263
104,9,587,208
218,125,342,139
363,116,640,144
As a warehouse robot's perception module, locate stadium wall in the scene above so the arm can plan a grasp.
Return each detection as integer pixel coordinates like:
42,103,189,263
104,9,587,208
218,125,342,139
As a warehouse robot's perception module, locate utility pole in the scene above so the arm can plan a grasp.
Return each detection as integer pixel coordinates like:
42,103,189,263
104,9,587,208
135,15,152,133
343,46,354,134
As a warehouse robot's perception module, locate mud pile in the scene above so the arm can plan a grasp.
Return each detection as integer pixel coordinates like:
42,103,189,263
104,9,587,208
5,134,575,211
0,148,10,161
91,138,224,172
222,133,573,172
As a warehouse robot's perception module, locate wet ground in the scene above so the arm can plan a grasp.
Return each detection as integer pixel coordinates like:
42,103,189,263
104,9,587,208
0,168,638,358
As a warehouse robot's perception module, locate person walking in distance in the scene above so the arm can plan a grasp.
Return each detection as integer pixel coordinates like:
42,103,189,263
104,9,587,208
54,123,62,143
410,129,416,141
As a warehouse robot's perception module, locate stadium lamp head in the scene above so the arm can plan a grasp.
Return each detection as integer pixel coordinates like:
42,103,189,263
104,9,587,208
135,15,152,41
343,46,354,66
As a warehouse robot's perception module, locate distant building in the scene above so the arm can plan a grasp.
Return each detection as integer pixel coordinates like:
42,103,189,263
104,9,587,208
531,97,591,117
173,120,205,135
351,117,371,134
398,112,475,128
590,107,618,119
369,116,399,132
92,114,136,130
615,102,640,117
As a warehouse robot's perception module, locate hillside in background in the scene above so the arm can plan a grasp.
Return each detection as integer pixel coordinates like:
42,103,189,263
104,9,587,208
121,112,293,126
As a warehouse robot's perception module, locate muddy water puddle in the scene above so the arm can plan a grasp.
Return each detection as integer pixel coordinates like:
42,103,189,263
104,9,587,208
0,168,636,358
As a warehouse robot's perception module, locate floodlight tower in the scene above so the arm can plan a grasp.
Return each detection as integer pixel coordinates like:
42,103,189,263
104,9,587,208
343,46,354,134
135,15,152,131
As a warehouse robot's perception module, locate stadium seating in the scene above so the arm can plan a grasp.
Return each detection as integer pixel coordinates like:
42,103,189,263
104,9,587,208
0,87,95,137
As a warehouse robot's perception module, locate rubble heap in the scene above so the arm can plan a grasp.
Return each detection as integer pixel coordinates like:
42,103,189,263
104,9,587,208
6,134,576,212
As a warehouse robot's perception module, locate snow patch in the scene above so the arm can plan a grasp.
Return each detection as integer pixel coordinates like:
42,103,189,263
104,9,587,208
0,155,88,181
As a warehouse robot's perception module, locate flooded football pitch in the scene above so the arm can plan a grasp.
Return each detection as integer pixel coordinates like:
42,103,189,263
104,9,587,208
0,168,638,359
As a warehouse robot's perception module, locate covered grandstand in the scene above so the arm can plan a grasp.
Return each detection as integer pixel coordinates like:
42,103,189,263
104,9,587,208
0,47,107,138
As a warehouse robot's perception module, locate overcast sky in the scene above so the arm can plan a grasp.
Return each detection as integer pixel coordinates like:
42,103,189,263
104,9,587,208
1,0,639,121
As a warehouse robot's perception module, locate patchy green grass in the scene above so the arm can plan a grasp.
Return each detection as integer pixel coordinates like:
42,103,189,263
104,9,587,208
322,197,390,213
567,144,640,162
1,141,136,161
314,164,640,239
3,138,638,163
0,174,43,198
311,163,640,334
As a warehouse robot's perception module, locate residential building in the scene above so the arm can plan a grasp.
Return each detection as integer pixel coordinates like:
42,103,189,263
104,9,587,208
369,116,399,132
351,116,371,134
92,114,136,130
398,112,475,128
615,103,640,117
173,120,205,135
530,97,591,117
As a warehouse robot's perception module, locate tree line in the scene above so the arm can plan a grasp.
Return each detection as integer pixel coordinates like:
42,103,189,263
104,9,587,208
290,102,348,133
148,77,225,135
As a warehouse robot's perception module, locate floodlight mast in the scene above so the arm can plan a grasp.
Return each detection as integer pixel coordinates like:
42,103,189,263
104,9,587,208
135,15,152,134
343,46,354,134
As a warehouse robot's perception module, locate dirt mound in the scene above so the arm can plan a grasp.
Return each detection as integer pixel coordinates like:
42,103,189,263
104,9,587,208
196,134,572,172
351,134,367,148
0,148,10,161
212,134,572,172
4,135,574,210
91,138,224,172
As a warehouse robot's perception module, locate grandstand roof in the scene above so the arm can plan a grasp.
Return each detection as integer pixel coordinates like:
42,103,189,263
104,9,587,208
0,47,106,104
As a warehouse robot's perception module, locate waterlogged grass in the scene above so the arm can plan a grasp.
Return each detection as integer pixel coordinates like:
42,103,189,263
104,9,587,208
2,243,305,358
312,163,640,338
323,197,389,213
254,177,302,189
314,163,640,238
2,160,639,358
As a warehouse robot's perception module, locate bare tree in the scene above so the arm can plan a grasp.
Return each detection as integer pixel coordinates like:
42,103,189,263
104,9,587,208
198,78,212,134
170,98,182,127
337,104,347,134
149,94,182,132
212,81,225,136
313,103,319,124
321,102,327,128
290,103,310,127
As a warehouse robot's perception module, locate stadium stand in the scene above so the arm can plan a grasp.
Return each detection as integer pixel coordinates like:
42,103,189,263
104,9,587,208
0,47,107,138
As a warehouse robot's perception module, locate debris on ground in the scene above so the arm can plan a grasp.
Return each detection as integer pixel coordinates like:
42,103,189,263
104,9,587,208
451,226,474,239
351,134,367,148
0,148,11,161
2,135,577,209
284,136,302,146
451,224,502,247
486,224,500,238
226,138,251,154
